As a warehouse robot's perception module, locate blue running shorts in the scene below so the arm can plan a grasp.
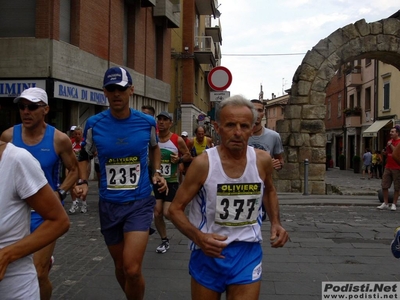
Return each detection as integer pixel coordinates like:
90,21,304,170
189,241,263,293
30,211,44,233
99,196,156,245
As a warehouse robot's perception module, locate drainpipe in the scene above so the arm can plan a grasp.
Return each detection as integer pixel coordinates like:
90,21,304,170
374,59,378,148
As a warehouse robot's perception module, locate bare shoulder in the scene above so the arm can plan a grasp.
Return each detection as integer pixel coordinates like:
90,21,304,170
177,136,185,145
0,127,13,142
54,129,73,152
186,151,209,179
254,148,272,178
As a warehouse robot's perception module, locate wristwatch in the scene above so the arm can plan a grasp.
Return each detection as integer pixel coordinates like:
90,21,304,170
155,169,162,175
77,179,89,186
57,189,67,201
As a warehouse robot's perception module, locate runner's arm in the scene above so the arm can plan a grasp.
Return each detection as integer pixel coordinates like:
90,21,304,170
169,153,228,258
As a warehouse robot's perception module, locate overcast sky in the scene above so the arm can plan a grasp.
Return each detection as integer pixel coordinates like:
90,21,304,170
217,0,399,100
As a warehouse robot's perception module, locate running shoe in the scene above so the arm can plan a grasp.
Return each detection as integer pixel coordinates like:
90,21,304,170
80,204,87,213
377,203,389,210
156,240,170,254
68,201,79,214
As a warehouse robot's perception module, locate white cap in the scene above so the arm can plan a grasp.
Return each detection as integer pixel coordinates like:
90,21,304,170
181,131,188,137
13,87,48,104
70,126,77,131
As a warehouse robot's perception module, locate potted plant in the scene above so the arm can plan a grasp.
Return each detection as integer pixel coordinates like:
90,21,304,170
343,106,362,116
339,154,346,170
352,155,361,173
353,106,362,115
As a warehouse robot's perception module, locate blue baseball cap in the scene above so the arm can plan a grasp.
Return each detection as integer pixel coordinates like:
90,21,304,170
103,67,133,87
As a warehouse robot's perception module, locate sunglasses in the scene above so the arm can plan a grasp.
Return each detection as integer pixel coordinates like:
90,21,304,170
105,85,130,92
18,103,47,111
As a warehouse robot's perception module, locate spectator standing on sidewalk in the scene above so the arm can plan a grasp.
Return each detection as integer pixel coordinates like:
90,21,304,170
75,66,167,300
377,126,400,211
362,148,372,179
374,150,383,179
169,95,288,300
1,87,78,300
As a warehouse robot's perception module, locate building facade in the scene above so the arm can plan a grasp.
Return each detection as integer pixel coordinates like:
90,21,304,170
264,94,289,131
324,65,345,168
169,0,222,138
325,58,400,171
0,0,174,133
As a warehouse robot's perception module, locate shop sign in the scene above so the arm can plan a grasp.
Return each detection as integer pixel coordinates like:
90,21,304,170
54,81,108,106
0,80,46,97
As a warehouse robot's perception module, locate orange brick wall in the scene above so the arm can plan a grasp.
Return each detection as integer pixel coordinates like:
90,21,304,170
325,70,345,130
35,0,171,82
36,0,60,39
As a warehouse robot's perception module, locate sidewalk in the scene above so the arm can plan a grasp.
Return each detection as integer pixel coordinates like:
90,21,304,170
324,167,382,196
277,167,383,207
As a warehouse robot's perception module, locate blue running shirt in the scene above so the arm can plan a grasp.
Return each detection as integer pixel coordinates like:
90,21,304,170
12,124,60,190
82,109,157,203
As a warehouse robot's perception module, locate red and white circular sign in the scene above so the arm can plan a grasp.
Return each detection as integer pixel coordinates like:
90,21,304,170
207,66,232,91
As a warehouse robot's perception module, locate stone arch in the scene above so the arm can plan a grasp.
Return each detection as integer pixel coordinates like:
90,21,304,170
276,17,400,195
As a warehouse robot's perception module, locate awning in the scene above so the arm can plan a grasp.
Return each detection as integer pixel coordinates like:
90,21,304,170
362,119,393,137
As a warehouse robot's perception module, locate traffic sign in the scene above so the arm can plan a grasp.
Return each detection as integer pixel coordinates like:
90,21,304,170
207,66,232,91
210,91,230,102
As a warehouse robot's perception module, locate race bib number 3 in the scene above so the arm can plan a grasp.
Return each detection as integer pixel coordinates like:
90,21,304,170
215,183,261,227
160,163,172,177
106,156,141,190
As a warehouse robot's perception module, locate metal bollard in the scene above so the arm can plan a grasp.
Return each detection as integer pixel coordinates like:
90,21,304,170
303,159,309,195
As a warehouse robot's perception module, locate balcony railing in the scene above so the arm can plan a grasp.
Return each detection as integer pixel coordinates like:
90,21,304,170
153,0,180,28
194,36,216,66
205,16,222,44
344,107,362,127
139,0,156,7
195,0,218,16
346,67,362,87
345,115,361,127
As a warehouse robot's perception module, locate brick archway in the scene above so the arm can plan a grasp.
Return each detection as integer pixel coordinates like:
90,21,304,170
276,17,400,194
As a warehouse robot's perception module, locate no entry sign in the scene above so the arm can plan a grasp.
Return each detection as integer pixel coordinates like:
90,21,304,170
207,66,232,91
